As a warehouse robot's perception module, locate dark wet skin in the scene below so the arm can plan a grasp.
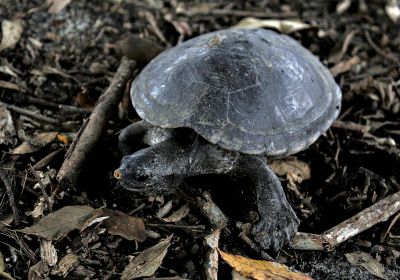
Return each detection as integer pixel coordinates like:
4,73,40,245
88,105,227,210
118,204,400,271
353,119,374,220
115,120,300,251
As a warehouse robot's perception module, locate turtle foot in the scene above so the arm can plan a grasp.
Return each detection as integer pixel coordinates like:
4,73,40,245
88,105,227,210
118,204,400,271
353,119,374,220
251,206,300,251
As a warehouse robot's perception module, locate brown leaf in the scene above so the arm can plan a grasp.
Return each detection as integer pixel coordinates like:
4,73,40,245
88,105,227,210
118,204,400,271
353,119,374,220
10,132,58,155
121,235,172,280
40,240,57,266
116,35,164,66
20,205,96,240
233,18,312,34
0,80,26,92
269,158,311,186
386,0,400,23
336,0,352,14
46,0,71,13
219,250,314,280
101,209,146,242
161,203,190,223
0,251,15,280
0,20,23,52
51,253,79,277
345,252,387,280
0,106,16,145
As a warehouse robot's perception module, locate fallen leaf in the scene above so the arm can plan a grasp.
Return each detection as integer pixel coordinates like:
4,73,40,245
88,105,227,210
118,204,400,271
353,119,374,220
46,0,71,13
121,235,172,280
10,132,58,155
51,253,79,277
0,107,16,145
232,270,252,280
28,261,49,280
0,65,19,78
345,251,387,279
0,80,25,92
233,18,312,34
116,35,164,66
219,250,314,280
0,19,23,52
40,239,57,266
204,229,221,280
20,205,96,240
162,203,190,223
330,56,361,77
0,251,15,280
101,209,147,242
336,0,352,14
269,158,311,186
386,0,400,23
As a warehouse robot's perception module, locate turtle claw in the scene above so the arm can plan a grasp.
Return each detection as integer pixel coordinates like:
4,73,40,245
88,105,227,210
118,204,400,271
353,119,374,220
251,207,300,251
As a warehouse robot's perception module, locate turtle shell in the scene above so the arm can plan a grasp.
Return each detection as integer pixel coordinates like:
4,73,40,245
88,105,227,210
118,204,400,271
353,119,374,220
131,28,341,156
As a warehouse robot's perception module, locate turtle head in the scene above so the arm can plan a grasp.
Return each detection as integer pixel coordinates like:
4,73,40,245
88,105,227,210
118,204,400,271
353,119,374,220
114,145,179,193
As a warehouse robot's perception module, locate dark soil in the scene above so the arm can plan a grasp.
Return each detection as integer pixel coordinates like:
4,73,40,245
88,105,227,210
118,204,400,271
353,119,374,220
0,0,399,279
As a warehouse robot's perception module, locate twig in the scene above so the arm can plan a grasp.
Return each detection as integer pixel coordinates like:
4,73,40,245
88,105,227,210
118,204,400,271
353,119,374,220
25,96,92,115
332,120,370,134
196,192,228,230
145,223,206,230
28,165,53,212
32,148,63,171
291,191,400,251
56,58,136,190
180,8,297,18
330,56,361,77
0,169,20,225
364,30,398,63
0,101,60,125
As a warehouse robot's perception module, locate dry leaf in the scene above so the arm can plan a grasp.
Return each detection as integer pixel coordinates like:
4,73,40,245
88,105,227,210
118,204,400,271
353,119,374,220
51,253,79,277
345,251,387,279
219,250,314,280
121,235,172,280
269,158,311,186
233,18,312,34
336,0,352,14
232,270,252,280
162,204,190,223
0,20,23,52
0,251,15,280
386,0,400,22
40,239,57,266
20,205,96,240
0,107,16,145
0,80,25,92
10,132,58,155
101,209,147,242
28,261,49,280
204,229,221,280
46,0,71,13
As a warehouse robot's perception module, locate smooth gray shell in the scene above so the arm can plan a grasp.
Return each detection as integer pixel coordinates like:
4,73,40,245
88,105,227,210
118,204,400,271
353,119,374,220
131,28,341,156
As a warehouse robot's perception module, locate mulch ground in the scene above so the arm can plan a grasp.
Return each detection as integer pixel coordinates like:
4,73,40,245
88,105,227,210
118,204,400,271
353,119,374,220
0,1,400,279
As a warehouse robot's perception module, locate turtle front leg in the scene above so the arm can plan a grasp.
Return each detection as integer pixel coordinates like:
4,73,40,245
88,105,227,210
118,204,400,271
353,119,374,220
237,156,300,251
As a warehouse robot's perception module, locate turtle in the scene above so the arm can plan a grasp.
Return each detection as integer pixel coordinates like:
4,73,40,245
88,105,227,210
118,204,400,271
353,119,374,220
114,28,341,250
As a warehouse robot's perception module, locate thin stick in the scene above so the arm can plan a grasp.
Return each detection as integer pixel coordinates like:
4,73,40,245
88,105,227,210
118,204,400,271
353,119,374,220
364,30,398,63
291,191,400,251
56,58,136,190
28,165,53,212
25,96,91,115
0,101,60,125
180,8,296,18
0,169,20,225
